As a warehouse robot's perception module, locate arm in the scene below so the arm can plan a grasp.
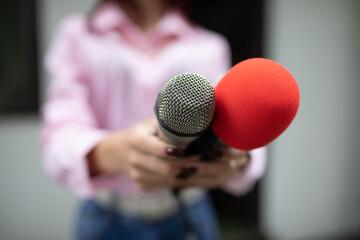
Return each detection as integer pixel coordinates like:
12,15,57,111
42,16,112,198
42,16,192,197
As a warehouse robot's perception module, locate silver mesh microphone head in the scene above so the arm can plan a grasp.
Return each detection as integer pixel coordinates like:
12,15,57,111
156,72,215,136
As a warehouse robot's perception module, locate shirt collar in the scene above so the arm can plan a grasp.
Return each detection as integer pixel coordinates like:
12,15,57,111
90,2,193,39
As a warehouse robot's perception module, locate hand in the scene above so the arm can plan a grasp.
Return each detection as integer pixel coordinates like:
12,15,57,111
175,147,251,189
87,116,250,191
87,117,196,190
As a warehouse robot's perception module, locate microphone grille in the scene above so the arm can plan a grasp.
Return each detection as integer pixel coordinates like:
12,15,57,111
157,73,215,136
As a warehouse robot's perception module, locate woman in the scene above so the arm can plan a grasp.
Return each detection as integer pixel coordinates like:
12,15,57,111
42,0,266,239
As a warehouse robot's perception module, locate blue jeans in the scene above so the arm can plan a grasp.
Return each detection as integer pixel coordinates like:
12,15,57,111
75,193,221,240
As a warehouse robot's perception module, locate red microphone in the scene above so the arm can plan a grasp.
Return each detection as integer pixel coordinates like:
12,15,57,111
212,58,300,150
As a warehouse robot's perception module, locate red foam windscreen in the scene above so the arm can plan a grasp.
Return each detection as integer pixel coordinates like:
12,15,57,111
212,58,300,150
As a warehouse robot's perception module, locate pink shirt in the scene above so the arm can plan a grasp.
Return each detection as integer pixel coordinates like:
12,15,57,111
42,3,266,198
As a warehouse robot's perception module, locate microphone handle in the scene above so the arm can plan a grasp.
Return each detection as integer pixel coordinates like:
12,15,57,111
184,128,219,159
175,129,220,238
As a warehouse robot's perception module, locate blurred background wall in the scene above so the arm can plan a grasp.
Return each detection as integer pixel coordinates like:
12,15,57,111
262,0,360,239
0,1,96,240
0,0,359,239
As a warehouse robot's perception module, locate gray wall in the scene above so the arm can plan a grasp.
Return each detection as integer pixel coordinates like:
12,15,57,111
262,0,360,239
0,1,96,240
0,117,77,240
0,0,359,240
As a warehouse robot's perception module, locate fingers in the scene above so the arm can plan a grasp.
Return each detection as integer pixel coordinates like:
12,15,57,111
127,148,251,191
180,148,250,178
129,117,185,159
172,147,251,188
123,117,202,189
124,117,252,191
127,154,185,178
127,165,179,191
128,161,226,191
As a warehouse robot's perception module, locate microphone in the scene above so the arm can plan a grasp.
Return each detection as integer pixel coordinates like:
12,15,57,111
154,73,216,237
212,58,300,150
154,72,216,148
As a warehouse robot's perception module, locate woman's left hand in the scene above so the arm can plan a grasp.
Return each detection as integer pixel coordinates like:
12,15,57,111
175,147,251,189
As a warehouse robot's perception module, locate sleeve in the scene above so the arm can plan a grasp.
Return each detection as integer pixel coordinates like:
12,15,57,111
41,15,121,198
222,147,267,195
207,33,267,196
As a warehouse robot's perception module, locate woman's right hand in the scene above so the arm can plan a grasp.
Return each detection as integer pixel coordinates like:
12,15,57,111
87,117,192,190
